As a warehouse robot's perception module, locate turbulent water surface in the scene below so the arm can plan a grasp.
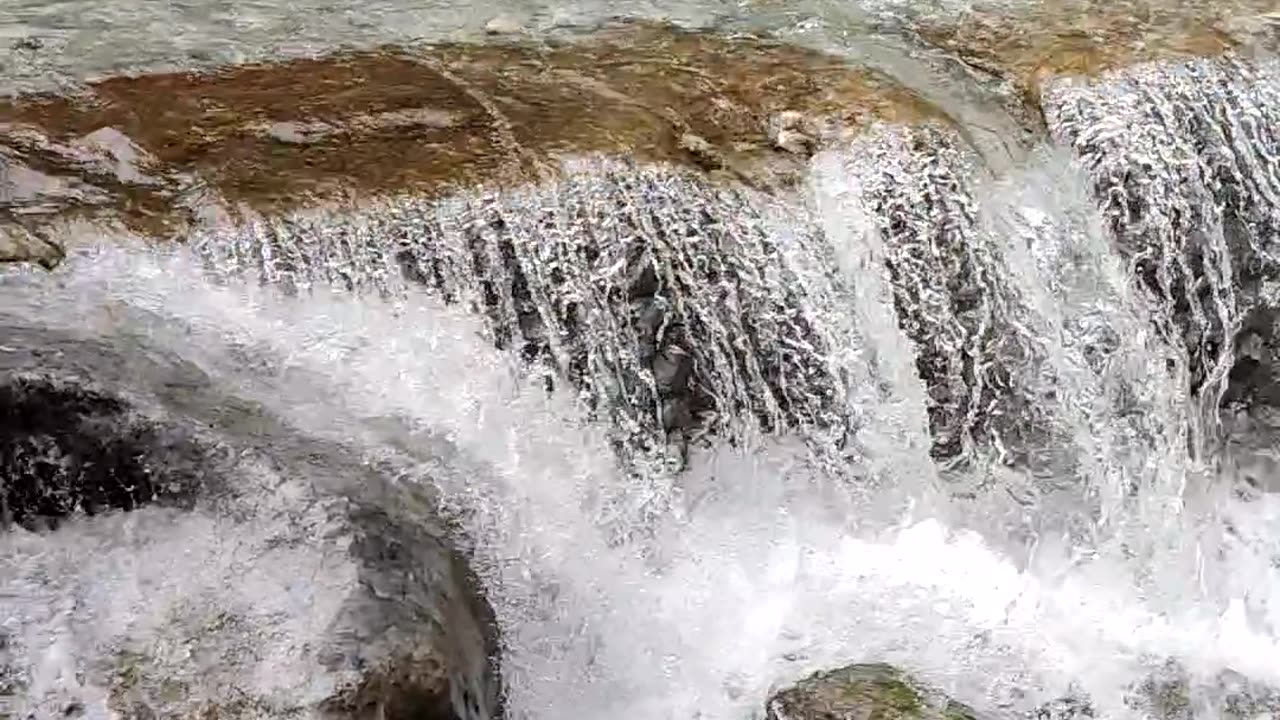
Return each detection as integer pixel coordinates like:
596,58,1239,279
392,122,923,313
3,2,1280,720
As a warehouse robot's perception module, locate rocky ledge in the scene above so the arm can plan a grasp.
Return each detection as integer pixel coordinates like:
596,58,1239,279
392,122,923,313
0,4,1274,258
0,20,944,258
913,0,1278,123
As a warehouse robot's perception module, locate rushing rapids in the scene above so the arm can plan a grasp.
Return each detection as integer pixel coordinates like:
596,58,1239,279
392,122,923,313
3,9,1280,720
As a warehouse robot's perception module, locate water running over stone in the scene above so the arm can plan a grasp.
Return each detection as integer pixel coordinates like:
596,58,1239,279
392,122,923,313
3,21,1280,720
1045,57,1280,450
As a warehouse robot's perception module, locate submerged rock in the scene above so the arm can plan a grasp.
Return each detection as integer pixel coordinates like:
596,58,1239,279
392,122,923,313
766,663,978,720
1121,661,1280,720
914,0,1275,122
192,159,853,508
0,377,208,530
767,662,1280,720
1043,56,1280,422
0,326,501,720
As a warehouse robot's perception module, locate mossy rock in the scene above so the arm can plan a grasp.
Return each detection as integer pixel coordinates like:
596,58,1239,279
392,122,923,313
766,663,979,720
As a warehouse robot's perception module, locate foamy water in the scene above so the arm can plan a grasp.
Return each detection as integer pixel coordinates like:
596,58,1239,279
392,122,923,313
3,139,1279,718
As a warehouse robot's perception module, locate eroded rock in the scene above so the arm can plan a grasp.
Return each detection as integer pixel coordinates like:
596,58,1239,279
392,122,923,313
915,0,1275,92
0,377,208,530
767,111,819,156
191,159,851,494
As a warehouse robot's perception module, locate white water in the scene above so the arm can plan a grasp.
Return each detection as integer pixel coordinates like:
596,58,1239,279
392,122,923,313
3,135,1280,719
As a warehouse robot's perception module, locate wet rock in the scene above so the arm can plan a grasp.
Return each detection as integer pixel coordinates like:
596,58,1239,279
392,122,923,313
1227,301,1280,409
1,120,183,237
909,0,1276,145
833,124,1048,462
0,329,501,720
768,111,818,156
679,132,723,170
0,377,208,530
766,663,978,720
1043,56,1280,417
73,126,161,186
191,159,849,495
0,224,64,269
484,14,525,36
914,0,1274,92
12,37,43,52
256,119,338,145
652,342,693,395
0,21,945,237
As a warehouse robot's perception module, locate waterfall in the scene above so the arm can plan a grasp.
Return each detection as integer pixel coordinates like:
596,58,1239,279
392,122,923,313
3,34,1280,720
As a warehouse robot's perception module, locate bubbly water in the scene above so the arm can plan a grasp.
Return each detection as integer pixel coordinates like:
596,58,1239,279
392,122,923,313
3,17,1280,720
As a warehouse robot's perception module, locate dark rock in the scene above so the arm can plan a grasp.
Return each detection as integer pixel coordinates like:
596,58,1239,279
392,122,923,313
0,324,501,720
12,37,43,52
1043,56,1280,419
652,341,693,394
0,376,209,530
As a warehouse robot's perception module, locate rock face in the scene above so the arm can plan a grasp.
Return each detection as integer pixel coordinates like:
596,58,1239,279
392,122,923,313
189,159,851,506
1042,56,1280,423
0,225,63,269
0,323,501,719
765,664,978,720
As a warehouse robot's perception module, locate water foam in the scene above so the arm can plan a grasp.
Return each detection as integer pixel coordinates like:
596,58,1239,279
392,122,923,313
3,135,1278,719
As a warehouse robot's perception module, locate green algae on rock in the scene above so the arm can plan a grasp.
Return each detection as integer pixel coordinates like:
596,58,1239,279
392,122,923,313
766,664,979,720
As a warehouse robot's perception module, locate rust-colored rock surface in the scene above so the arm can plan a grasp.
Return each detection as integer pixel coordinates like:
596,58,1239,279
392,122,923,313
916,0,1277,115
0,22,943,247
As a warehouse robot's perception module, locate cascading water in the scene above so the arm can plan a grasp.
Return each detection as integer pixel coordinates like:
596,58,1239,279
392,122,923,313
3,31,1280,720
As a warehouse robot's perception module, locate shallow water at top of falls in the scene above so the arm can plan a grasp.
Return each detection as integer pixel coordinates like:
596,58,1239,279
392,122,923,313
0,0,1052,99
2,134,1279,720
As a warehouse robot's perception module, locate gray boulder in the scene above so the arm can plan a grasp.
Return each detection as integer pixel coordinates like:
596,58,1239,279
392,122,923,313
0,322,501,720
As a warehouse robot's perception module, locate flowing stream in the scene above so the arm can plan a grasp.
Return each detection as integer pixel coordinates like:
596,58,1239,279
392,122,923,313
3,6,1280,720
